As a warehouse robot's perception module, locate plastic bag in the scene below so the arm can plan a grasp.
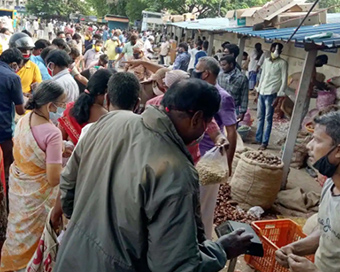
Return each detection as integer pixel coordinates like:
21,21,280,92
196,147,229,186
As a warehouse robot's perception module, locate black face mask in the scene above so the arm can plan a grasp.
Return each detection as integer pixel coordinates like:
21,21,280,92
313,146,340,178
133,53,141,59
191,70,203,79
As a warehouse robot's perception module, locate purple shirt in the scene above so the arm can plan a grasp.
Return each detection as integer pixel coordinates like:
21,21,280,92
199,84,237,155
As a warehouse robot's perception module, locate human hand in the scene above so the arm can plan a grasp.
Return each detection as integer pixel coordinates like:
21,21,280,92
275,245,295,268
123,60,143,68
50,208,63,233
62,141,75,158
217,228,253,259
214,134,229,149
237,113,245,123
288,254,320,272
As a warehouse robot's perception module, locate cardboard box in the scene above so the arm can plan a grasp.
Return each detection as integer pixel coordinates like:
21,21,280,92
289,3,318,12
256,0,305,19
272,11,326,28
226,10,235,19
241,7,262,26
171,15,184,23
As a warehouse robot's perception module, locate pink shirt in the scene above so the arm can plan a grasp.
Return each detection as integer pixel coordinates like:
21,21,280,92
32,123,63,164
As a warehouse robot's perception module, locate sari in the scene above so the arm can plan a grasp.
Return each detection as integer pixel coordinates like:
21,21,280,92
58,102,87,145
0,147,7,243
0,113,58,272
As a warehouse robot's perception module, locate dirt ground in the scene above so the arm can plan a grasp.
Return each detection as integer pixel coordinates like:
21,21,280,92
216,97,321,272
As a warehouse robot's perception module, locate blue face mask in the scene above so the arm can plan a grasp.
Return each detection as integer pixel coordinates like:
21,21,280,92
49,106,65,125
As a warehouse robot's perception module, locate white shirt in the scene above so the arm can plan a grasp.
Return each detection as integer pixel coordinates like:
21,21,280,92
52,69,79,102
48,22,54,32
248,49,259,72
315,178,340,272
144,39,154,59
33,21,39,31
257,57,288,97
160,41,170,56
188,48,198,70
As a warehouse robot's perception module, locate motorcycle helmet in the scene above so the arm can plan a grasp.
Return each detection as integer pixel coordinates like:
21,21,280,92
9,33,35,59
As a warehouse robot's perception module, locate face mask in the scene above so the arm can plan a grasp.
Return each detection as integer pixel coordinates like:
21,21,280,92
192,70,203,79
95,46,102,52
133,53,141,59
313,146,340,178
49,105,65,124
47,62,54,77
271,46,280,59
22,53,31,59
153,83,164,96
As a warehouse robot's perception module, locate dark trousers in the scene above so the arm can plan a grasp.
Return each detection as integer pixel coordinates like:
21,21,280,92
0,139,13,199
159,55,166,65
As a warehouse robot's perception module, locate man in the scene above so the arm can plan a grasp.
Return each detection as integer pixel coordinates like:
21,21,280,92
9,32,42,95
30,39,52,80
0,48,25,185
159,36,170,65
195,40,207,67
223,43,242,70
276,111,340,272
83,39,103,69
0,28,11,54
52,38,71,53
84,33,101,53
54,75,253,272
218,55,249,123
47,20,54,40
144,35,154,60
56,31,66,40
104,32,120,69
33,19,39,38
173,42,190,71
116,34,138,62
88,54,109,69
193,57,238,239
255,42,287,150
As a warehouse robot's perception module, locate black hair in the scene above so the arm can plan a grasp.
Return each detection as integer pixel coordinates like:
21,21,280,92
95,39,103,45
34,39,51,50
72,33,81,41
220,55,236,67
52,38,68,49
99,54,109,64
93,34,101,40
0,28,9,34
41,46,55,62
57,31,65,37
196,40,203,49
71,69,114,125
314,111,340,145
222,41,230,48
70,46,80,58
75,26,81,32
0,48,23,64
178,42,188,52
255,43,263,61
161,78,221,119
45,49,72,68
22,29,32,37
224,44,240,58
271,42,284,52
107,72,140,110
243,51,249,57
316,54,328,65
25,81,64,110
203,41,209,51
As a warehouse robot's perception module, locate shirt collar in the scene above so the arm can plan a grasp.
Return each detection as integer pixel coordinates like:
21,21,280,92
52,68,69,80
0,61,11,70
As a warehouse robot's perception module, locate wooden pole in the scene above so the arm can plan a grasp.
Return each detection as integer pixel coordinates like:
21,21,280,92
194,31,199,43
281,49,317,189
237,36,246,67
208,32,214,56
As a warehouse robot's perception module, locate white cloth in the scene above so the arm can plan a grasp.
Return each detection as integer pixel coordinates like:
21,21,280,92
79,123,94,143
315,179,340,272
258,57,288,97
248,49,259,72
257,50,270,68
52,69,79,102
144,39,154,59
200,184,220,240
83,49,102,69
33,21,39,31
160,41,170,56
48,22,54,32
188,48,198,71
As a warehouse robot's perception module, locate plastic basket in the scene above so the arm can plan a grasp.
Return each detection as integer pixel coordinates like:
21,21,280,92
244,219,314,272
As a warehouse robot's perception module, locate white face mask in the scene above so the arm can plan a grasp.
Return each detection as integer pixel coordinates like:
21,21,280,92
271,45,280,59
153,82,164,96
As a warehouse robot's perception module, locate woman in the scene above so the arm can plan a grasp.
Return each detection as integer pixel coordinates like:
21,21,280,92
248,43,263,91
1,81,65,272
58,69,114,145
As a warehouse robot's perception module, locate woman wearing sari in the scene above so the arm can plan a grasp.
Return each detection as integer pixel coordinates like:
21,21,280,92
1,81,66,272
58,69,115,145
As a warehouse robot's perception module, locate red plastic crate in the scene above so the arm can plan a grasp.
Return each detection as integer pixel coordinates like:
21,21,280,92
244,219,314,272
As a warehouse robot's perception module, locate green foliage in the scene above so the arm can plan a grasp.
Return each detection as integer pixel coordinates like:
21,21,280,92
26,0,92,16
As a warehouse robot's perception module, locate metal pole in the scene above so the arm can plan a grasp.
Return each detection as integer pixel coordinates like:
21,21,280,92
237,36,246,67
227,258,237,272
281,49,317,189
208,32,214,56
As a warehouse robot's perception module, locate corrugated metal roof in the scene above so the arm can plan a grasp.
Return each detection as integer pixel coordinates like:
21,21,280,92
223,23,340,48
170,18,230,31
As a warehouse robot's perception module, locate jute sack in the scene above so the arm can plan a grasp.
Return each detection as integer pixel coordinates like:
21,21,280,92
231,147,254,178
230,151,283,210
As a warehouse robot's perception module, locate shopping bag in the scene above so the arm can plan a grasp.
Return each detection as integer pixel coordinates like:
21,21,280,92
196,146,229,186
26,209,61,272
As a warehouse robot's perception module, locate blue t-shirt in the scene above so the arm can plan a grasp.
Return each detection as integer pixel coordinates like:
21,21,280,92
0,61,24,143
195,50,207,67
30,55,52,81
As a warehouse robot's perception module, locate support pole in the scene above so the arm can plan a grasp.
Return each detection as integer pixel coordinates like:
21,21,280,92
185,29,189,42
281,49,317,189
208,32,214,56
237,36,246,67
194,31,199,43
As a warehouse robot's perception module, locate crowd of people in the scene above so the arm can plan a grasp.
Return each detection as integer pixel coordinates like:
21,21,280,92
0,22,339,272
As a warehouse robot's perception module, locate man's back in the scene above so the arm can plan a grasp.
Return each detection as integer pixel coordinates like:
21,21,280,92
55,108,223,272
